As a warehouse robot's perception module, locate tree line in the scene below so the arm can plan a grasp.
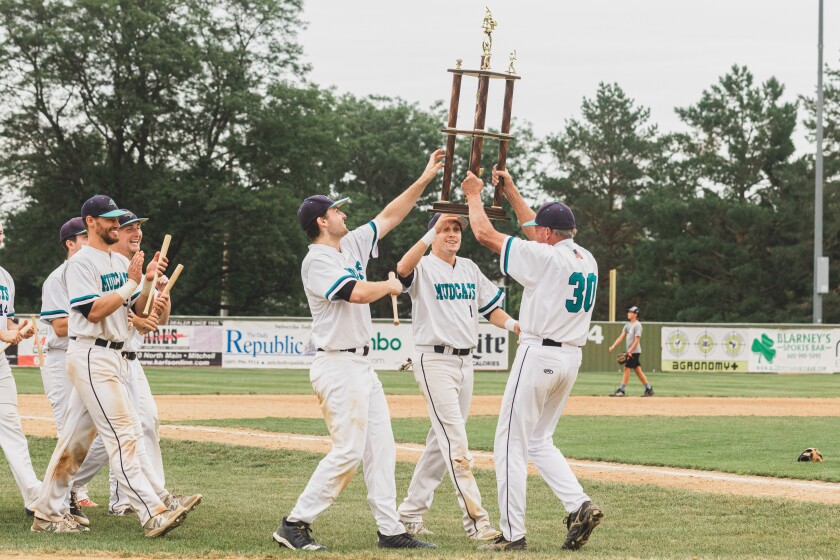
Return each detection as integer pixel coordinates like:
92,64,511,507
0,0,837,323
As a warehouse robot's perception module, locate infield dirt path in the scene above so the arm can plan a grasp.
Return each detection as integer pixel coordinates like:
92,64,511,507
18,393,840,506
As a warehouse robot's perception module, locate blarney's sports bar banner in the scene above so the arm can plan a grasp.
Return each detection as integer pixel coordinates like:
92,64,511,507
661,326,840,373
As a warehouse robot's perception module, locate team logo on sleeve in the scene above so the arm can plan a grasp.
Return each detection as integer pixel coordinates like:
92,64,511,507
434,283,476,300
345,261,365,281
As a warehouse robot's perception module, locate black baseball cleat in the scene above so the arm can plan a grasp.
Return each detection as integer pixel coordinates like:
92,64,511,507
477,535,527,551
24,507,34,517
642,387,655,397
609,387,625,397
272,517,327,551
69,492,90,527
562,500,604,550
377,531,436,548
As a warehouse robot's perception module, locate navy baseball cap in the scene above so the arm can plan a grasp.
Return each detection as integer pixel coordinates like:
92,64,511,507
627,306,640,315
118,209,149,228
428,213,468,231
297,195,350,231
81,195,128,219
522,201,576,230
59,217,87,244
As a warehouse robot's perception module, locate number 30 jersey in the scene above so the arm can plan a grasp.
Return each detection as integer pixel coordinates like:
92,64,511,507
500,236,598,347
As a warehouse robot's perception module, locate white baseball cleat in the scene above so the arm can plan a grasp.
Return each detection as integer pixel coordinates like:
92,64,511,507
469,525,502,540
402,521,434,535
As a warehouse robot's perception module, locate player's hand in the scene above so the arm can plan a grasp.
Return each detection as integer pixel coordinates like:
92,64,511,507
608,345,615,352
491,165,512,187
420,149,445,183
152,292,170,316
128,251,144,283
155,274,169,292
0,329,23,345
132,313,159,334
461,171,483,198
513,322,521,335
18,319,35,340
144,251,167,281
434,214,462,234
385,274,403,296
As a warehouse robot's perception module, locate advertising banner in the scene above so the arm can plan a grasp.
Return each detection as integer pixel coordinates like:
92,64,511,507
221,320,509,371
746,328,840,373
661,326,750,373
136,319,224,367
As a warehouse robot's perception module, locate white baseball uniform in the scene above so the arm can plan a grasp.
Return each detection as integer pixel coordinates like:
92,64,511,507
40,259,107,501
35,246,168,527
0,265,41,510
494,236,598,542
397,252,503,536
288,220,406,537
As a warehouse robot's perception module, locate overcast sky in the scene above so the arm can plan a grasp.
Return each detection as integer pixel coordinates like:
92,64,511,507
299,1,837,153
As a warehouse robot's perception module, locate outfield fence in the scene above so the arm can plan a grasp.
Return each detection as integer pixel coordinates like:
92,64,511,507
8,317,840,374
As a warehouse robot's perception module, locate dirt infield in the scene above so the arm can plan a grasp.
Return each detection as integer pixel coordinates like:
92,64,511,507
18,394,840,421
18,393,840,506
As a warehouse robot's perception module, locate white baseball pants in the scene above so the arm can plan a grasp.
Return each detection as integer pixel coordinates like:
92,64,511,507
398,352,493,535
495,344,590,542
288,352,406,536
0,361,41,510
35,343,167,526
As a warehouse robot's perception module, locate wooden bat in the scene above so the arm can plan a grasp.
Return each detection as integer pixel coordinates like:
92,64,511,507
160,263,183,296
0,318,37,353
30,314,45,366
143,234,172,315
389,271,399,326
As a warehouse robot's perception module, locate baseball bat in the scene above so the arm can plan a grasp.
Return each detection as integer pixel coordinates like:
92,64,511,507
388,272,400,326
160,263,184,296
0,318,36,353
30,314,45,366
143,234,172,315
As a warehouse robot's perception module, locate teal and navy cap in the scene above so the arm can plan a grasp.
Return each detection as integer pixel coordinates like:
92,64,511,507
118,209,149,228
297,195,350,231
522,201,576,230
81,195,128,219
59,217,86,244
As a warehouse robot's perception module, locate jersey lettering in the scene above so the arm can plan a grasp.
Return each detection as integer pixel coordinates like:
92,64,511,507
100,272,129,292
433,282,476,301
0,285,8,300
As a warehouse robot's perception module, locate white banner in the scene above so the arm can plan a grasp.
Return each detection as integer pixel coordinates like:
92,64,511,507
221,320,509,370
662,326,840,373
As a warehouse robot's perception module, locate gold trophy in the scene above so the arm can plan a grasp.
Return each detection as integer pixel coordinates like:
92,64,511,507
433,7,520,220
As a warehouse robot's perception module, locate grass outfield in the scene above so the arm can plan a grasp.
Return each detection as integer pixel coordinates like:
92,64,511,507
171,416,840,483
11,366,840,397
1,437,837,559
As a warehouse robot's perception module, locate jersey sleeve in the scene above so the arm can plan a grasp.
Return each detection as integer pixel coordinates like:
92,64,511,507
40,275,69,322
499,235,545,289
405,259,423,297
341,219,381,265
477,269,504,316
6,275,14,318
306,256,359,302
65,259,101,309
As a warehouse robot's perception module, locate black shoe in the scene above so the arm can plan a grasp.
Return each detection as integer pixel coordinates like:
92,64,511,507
69,492,90,527
642,387,655,397
377,531,436,549
477,535,528,551
609,388,625,397
562,501,604,550
272,517,327,551
24,508,34,517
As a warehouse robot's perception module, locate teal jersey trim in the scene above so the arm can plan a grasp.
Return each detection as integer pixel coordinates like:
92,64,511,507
479,288,503,314
70,294,98,304
325,274,355,300
503,236,514,274
368,221,378,258
40,309,68,317
7,312,14,317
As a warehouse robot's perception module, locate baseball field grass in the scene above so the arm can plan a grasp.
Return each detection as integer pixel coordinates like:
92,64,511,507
11,366,840,397
1,437,838,559
172,415,840,482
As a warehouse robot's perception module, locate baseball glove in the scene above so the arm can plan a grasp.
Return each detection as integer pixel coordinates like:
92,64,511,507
616,352,629,365
798,448,824,462
397,357,413,372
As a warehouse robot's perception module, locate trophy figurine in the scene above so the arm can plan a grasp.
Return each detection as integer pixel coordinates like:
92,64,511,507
433,7,520,220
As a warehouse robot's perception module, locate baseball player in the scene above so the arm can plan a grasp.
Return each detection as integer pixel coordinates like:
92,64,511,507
39,217,105,516
272,150,444,551
0,221,41,514
70,209,183,517
461,167,604,551
33,195,199,536
395,213,516,541
608,306,654,397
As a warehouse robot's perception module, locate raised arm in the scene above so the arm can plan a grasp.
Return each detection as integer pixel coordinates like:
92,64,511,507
462,172,507,254
349,274,403,304
375,149,444,238
493,166,538,241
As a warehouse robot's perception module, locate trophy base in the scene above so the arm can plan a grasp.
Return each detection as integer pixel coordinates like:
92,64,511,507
430,201,509,221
